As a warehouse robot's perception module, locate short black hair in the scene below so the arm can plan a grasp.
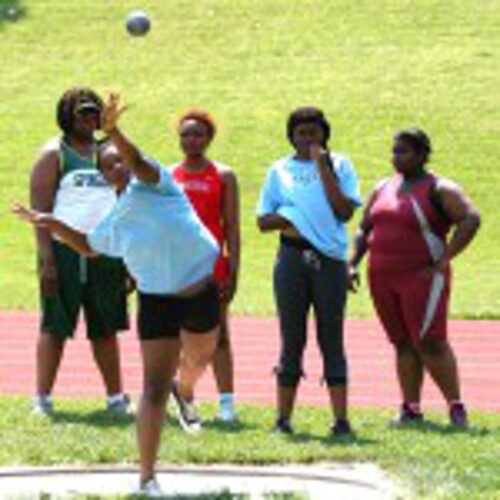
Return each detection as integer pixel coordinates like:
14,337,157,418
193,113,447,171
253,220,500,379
178,108,217,139
56,87,103,136
394,128,432,161
286,107,331,146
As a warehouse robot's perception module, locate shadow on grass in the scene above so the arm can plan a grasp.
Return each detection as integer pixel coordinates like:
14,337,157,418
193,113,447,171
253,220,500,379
50,412,260,432
0,0,26,27
201,419,261,433
50,412,262,433
389,420,492,437
50,491,251,500
126,491,248,500
126,491,307,500
51,410,135,428
283,431,377,447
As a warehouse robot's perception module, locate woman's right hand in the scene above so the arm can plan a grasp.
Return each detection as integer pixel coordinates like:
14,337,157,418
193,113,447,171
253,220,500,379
310,143,328,164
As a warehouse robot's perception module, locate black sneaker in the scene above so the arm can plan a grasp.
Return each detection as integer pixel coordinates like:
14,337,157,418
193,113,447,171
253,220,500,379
393,402,424,426
449,402,469,429
171,381,202,434
272,417,294,434
331,418,352,436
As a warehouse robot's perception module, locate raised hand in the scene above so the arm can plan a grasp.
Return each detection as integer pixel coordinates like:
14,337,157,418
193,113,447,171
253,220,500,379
101,93,127,135
309,143,327,164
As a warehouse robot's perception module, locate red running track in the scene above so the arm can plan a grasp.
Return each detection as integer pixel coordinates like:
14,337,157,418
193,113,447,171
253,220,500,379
1,312,498,412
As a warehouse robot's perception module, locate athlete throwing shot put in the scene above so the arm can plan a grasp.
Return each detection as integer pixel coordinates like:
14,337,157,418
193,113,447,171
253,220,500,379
13,94,220,496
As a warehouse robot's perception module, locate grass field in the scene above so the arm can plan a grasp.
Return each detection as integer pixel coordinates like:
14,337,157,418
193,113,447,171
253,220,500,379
0,0,499,317
1,397,500,499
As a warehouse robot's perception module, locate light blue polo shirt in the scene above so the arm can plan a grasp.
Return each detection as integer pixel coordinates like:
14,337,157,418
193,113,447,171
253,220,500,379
257,153,362,260
88,161,218,295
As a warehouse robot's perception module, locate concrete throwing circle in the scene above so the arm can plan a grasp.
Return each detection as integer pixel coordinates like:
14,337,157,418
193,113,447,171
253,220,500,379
0,463,396,498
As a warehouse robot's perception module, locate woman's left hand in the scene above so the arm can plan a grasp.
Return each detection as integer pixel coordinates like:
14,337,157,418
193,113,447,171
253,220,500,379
347,264,361,292
101,93,127,135
420,256,450,277
219,275,237,304
11,204,51,227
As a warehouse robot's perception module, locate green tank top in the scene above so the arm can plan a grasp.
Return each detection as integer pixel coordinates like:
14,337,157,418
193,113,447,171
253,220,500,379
59,138,103,179
52,138,116,232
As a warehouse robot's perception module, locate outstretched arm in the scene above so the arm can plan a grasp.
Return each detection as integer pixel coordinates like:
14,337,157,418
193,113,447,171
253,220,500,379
101,93,160,185
12,205,95,257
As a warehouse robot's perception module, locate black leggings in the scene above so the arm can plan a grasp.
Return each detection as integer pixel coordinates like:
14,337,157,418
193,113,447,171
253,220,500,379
273,240,348,387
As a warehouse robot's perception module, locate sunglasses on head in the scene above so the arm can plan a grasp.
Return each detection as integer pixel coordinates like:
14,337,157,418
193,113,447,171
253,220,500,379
76,108,100,117
75,104,101,117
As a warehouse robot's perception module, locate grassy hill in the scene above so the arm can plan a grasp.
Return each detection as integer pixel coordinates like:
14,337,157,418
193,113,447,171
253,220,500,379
0,0,498,316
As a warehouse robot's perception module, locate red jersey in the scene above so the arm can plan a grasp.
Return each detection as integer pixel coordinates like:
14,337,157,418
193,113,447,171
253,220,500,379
172,161,229,284
368,173,452,272
172,161,225,246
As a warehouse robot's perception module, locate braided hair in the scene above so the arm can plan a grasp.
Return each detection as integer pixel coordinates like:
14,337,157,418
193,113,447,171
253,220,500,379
56,87,103,137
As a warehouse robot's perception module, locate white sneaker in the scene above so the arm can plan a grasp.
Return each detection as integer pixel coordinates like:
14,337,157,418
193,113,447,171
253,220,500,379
181,400,202,433
107,393,135,415
136,477,164,497
171,381,202,434
31,396,53,416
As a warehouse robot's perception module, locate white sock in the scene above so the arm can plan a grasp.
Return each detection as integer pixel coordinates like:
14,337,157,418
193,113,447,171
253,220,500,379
107,393,125,405
34,394,52,405
219,393,234,407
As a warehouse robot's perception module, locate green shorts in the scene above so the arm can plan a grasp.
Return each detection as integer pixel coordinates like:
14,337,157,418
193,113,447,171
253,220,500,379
40,240,129,340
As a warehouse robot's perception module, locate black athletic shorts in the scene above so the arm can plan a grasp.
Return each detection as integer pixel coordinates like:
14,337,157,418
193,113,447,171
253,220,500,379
138,282,220,340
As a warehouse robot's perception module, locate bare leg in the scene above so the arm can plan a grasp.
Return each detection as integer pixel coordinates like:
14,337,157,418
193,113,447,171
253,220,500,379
178,327,218,402
327,385,348,421
36,332,65,396
418,339,461,403
91,334,123,396
277,385,298,420
137,338,180,484
212,308,234,394
395,340,424,404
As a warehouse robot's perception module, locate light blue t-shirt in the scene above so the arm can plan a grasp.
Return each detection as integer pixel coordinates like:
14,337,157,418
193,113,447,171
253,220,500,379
257,153,362,260
88,161,219,295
